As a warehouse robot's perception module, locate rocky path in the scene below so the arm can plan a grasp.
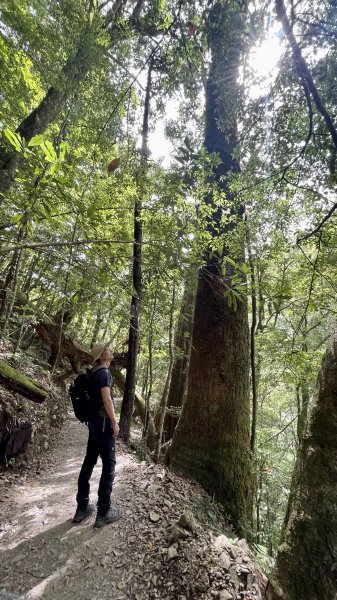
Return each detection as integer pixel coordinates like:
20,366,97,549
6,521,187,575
0,418,266,599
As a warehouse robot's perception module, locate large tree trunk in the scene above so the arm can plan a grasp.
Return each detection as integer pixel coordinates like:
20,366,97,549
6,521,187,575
168,1,252,532
273,326,337,599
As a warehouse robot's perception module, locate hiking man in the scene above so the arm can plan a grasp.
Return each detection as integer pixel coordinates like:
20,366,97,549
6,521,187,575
73,342,122,528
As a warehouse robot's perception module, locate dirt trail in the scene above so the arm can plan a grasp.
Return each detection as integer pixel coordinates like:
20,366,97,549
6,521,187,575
0,418,265,600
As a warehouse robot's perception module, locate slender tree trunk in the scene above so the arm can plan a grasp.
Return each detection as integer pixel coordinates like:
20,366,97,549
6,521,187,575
273,326,337,599
247,221,258,453
273,261,286,327
256,467,263,545
119,60,152,441
22,253,39,293
51,218,78,372
143,277,159,439
163,274,196,442
257,263,265,332
2,246,26,335
155,280,176,462
0,209,29,334
169,1,252,532
111,366,156,451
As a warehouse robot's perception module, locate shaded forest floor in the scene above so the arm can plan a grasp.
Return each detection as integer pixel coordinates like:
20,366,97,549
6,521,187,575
0,417,266,599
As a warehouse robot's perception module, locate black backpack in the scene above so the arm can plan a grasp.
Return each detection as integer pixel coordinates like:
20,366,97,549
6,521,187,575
69,369,100,423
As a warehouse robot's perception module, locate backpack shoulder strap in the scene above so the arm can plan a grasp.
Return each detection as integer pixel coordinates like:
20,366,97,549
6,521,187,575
91,366,108,377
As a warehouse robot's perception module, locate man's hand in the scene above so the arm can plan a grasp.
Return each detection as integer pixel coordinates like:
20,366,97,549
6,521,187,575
112,421,120,437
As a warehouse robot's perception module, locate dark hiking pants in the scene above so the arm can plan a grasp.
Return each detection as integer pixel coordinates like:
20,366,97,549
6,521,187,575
76,417,116,516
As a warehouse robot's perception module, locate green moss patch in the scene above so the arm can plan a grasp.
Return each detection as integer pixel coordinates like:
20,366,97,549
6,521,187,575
0,359,48,403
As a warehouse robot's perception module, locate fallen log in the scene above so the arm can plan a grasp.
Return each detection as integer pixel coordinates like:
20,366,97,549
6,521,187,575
34,322,92,371
57,352,128,382
0,359,48,403
35,321,128,373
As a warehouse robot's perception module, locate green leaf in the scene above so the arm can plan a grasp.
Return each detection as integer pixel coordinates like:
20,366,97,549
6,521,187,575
87,204,96,218
41,141,57,162
28,134,44,147
226,257,236,267
4,129,22,152
49,162,61,175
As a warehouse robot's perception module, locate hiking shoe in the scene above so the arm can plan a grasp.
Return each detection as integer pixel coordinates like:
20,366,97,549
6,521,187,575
94,506,123,528
72,503,95,523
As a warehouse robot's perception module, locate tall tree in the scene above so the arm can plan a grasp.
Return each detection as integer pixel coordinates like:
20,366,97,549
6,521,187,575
271,326,337,599
169,0,252,531
119,58,153,441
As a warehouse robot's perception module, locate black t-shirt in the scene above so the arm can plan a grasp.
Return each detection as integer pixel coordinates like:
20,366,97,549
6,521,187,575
89,366,113,405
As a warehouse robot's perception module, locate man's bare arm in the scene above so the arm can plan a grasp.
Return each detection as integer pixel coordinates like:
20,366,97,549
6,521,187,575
101,386,119,437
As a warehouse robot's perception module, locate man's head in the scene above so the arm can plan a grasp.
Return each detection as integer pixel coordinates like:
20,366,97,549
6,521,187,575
90,342,113,365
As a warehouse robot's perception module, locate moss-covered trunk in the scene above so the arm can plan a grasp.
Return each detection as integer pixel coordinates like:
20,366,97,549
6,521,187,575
169,1,252,532
274,327,337,599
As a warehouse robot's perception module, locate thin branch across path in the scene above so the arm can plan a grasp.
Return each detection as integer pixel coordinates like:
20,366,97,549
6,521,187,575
0,238,161,254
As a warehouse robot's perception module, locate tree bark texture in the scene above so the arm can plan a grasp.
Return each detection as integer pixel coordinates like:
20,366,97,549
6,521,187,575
275,326,337,599
169,1,252,532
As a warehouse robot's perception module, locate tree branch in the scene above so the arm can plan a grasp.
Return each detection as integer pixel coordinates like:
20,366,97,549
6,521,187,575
265,415,298,441
297,202,337,243
0,238,158,254
275,0,337,151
